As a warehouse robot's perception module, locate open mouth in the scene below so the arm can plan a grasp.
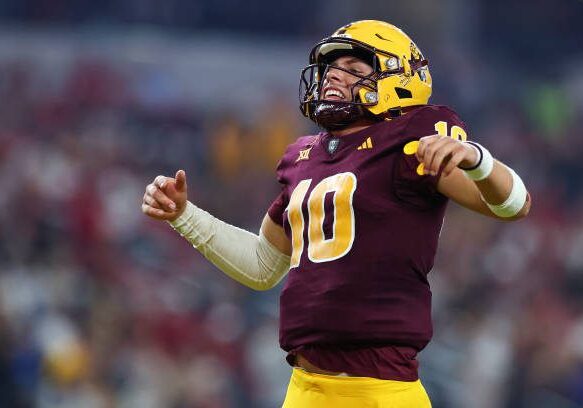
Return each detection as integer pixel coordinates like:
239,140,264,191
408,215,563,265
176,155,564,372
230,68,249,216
322,87,345,101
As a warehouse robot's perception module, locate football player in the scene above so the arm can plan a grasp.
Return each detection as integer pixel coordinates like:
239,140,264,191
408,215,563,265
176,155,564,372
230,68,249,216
142,20,531,407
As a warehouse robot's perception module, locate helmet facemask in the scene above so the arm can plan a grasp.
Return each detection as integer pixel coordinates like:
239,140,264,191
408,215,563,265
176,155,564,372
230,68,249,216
299,61,379,130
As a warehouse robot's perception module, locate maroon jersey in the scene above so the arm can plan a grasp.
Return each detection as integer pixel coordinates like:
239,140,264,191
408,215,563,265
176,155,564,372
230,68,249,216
268,105,468,379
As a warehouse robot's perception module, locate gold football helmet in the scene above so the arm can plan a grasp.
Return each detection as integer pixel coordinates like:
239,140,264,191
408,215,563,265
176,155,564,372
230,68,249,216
300,20,432,129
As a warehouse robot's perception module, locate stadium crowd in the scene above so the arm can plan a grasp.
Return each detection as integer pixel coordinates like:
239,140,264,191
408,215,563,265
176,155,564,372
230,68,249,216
1,21,583,408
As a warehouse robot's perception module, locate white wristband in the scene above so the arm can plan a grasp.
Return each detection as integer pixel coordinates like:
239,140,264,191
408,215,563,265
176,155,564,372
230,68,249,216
462,142,494,181
485,166,528,218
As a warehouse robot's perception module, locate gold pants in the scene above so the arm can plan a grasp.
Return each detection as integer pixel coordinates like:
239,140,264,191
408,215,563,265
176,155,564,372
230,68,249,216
282,368,432,408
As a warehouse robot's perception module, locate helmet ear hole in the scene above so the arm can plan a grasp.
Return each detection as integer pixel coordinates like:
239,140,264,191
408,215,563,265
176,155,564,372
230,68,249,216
394,88,412,99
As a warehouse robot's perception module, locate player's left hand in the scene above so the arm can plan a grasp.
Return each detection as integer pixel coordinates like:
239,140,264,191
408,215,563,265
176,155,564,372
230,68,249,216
142,170,188,222
416,135,479,177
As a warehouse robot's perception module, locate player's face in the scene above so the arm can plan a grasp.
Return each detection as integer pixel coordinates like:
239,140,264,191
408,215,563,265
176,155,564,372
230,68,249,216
321,56,374,102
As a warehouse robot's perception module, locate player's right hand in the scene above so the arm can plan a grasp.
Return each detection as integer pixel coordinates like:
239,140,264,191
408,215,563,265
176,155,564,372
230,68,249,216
142,169,188,222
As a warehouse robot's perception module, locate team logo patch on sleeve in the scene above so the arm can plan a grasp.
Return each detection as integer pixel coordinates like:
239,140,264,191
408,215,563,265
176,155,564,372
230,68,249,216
296,146,312,162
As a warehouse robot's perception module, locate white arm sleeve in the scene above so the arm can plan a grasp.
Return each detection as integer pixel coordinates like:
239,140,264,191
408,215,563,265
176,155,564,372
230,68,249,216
168,201,290,290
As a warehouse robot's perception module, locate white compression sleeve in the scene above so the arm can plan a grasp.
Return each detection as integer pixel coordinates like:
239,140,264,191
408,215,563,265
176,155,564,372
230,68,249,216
168,201,290,290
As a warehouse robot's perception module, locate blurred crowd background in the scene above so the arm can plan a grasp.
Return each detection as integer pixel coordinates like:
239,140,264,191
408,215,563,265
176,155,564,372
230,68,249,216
1,0,583,407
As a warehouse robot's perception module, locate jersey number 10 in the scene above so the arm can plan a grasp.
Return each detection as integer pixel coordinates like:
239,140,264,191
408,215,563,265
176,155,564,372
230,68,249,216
286,172,357,268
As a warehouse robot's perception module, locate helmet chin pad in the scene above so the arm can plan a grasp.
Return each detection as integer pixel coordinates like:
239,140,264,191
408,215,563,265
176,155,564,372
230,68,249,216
311,100,368,130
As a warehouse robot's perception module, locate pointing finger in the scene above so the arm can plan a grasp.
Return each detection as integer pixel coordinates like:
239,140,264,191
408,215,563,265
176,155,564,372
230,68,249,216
175,170,186,192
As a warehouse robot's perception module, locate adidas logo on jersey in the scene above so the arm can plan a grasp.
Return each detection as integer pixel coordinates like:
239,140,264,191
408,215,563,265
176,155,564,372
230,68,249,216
357,137,373,150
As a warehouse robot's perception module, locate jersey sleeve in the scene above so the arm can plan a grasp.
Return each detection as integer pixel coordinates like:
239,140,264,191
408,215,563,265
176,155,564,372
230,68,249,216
266,135,315,227
392,105,469,209
267,155,290,227
267,190,287,226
